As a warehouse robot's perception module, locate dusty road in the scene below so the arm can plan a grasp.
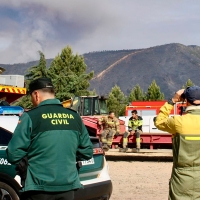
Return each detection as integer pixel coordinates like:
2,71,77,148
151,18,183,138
108,161,173,200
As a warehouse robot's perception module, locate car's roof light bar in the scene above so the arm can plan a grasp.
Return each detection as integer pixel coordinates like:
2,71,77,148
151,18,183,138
0,106,24,115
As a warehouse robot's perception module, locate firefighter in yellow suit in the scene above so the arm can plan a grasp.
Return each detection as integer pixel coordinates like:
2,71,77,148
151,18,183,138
98,111,120,151
121,110,143,152
154,86,200,200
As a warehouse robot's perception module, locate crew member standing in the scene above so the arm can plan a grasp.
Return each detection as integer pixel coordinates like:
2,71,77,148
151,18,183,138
122,110,143,152
155,86,200,200
6,77,93,200
98,111,120,151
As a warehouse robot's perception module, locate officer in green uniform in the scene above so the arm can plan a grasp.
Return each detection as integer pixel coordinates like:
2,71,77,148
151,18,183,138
155,86,200,200
122,110,143,152
6,77,93,200
98,111,120,151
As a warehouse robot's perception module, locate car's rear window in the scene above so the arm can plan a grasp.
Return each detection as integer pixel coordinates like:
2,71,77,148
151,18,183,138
0,127,12,145
92,141,100,148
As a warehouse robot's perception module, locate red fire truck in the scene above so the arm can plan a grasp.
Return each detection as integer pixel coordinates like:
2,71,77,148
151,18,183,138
125,100,186,116
112,101,187,149
63,97,186,150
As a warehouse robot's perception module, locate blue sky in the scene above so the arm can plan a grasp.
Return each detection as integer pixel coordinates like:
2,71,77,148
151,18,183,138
0,0,200,64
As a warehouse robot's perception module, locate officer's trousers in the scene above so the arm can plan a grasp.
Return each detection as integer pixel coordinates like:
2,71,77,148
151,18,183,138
123,130,142,149
20,190,74,200
100,129,116,147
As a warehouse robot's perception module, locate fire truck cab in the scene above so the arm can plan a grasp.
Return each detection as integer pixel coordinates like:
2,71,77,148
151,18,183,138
125,100,186,116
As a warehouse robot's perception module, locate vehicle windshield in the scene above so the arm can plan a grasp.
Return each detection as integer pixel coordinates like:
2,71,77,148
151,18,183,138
83,98,92,116
99,100,108,114
71,97,80,112
94,98,100,115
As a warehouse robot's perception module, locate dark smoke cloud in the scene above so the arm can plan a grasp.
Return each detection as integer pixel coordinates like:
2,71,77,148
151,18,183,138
0,0,200,64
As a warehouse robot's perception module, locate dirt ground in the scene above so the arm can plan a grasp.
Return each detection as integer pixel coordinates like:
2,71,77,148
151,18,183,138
108,161,173,200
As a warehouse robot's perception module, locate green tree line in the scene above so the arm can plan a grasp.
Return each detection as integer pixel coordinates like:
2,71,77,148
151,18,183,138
107,79,195,116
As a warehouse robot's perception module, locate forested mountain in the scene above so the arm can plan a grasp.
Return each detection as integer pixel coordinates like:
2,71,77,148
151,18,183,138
1,43,200,98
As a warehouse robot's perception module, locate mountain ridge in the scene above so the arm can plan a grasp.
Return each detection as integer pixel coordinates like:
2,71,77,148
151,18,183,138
1,43,200,98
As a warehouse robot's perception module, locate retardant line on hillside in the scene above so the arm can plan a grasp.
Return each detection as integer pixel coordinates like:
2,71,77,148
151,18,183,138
92,50,145,80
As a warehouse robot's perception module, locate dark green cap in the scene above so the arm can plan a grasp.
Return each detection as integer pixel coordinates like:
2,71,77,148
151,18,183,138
28,77,54,94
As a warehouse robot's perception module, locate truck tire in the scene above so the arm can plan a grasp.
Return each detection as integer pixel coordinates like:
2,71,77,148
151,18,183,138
0,181,19,200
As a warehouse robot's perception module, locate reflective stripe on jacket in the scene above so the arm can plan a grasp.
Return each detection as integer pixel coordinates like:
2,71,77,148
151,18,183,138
7,99,93,192
128,116,143,131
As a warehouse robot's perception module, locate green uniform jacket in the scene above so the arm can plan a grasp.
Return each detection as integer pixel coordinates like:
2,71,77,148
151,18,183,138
128,116,143,131
6,99,93,192
155,102,200,200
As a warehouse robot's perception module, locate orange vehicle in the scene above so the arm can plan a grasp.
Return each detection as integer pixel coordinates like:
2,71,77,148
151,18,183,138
0,75,26,104
0,85,26,104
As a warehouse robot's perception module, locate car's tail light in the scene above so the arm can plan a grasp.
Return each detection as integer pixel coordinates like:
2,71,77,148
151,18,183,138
93,148,104,155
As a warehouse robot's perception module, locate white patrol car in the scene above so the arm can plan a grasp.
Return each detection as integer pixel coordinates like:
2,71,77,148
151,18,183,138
0,106,112,200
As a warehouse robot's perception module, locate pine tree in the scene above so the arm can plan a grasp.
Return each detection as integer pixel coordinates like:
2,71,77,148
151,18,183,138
15,47,94,108
182,79,195,89
144,80,164,100
107,85,127,117
48,46,94,101
14,51,48,108
89,89,97,96
26,51,48,81
129,84,144,102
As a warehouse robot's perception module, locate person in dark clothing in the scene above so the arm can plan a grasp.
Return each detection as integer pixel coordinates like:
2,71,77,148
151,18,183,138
6,77,93,200
0,100,10,106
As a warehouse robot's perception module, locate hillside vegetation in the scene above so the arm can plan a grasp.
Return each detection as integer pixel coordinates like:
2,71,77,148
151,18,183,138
1,43,200,98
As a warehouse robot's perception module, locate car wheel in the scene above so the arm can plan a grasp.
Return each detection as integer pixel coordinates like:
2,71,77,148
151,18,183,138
99,195,110,200
0,181,19,200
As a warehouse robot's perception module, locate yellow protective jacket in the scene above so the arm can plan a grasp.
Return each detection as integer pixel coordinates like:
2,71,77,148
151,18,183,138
98,116,120,132
128,116,143,131
155,102,200,200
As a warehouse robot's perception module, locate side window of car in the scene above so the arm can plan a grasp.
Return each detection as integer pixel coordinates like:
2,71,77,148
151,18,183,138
0,127,12,145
